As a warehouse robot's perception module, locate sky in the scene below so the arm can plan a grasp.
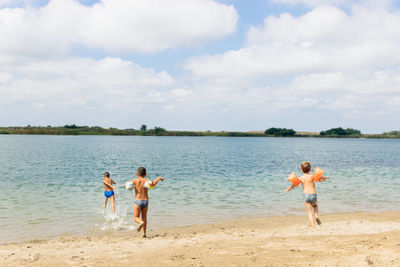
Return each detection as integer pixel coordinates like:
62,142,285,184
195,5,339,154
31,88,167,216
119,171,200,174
0,0,399,133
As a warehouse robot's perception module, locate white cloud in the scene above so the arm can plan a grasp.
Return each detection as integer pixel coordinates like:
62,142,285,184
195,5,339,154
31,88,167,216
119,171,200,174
170,88,192,98
185,5,400,78
0,0,240,128
0,0,238,56
80,0,238,53
0,57,176,125
291,72,345,92
180,2,400,131
1,1,399,132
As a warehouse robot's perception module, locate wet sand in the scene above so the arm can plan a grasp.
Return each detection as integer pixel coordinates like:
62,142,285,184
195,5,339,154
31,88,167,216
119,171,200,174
1,212,400,266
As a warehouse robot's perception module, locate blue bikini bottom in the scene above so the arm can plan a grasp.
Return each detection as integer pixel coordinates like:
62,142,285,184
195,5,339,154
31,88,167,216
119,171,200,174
303,193,317,204
135,200,149,209
104,191,114,198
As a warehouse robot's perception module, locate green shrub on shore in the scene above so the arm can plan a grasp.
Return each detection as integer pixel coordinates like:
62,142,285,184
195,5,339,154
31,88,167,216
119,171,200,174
153,127,167,136
320,127,361,137
264,128,296,137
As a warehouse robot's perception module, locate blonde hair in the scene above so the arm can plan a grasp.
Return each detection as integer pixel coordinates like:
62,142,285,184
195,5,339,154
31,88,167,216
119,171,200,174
301,161,311,173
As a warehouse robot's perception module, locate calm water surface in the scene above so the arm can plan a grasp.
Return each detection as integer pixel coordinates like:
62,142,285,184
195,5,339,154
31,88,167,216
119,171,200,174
0,135,399,243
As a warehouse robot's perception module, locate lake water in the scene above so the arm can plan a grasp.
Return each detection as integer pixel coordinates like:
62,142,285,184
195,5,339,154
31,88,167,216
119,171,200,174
0,135,399,244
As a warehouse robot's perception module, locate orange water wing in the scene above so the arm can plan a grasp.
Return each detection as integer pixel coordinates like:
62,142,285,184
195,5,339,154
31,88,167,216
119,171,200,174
288,172,301,186
312,167,324,182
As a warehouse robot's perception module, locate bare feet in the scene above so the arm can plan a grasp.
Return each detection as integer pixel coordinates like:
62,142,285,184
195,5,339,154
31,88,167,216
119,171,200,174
142,234,147,238
137,222,145,232
316,218,321,225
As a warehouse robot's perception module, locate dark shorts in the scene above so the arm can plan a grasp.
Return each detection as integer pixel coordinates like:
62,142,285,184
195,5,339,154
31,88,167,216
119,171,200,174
135,200,149,209
304,193,317,204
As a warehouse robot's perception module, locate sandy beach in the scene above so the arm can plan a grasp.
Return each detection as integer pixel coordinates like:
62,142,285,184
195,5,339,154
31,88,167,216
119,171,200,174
1,211,400,266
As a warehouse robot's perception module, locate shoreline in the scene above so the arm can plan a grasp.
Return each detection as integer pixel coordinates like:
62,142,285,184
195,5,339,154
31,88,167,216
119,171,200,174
2,211,400,266
1,133,400,139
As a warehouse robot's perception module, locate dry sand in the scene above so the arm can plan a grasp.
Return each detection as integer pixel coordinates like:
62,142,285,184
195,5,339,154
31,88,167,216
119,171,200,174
1,212,400,266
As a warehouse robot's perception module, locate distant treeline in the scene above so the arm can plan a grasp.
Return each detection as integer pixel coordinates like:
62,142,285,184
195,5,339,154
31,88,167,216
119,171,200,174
0,125,399,138
0,125,265,137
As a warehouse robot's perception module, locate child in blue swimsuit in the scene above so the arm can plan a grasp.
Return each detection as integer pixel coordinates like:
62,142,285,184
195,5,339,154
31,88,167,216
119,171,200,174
285,162,329,230
102,172,116,216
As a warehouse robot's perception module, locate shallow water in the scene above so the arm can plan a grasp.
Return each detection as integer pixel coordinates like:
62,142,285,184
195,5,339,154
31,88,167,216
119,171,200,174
0,135,399,243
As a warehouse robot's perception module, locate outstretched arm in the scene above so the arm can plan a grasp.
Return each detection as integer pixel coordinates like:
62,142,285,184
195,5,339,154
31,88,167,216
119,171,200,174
285,184,296,192
319,176,329,182
152,177,164,186
102,180,115,190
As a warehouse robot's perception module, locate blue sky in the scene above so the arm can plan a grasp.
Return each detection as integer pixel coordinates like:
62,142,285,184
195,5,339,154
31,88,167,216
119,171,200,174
0,0,399,133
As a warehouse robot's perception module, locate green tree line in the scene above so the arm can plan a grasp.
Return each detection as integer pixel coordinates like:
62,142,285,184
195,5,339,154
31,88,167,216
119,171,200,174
0,125,399,138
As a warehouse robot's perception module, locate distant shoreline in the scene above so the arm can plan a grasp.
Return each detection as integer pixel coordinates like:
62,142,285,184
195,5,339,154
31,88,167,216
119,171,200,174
0,126,399,139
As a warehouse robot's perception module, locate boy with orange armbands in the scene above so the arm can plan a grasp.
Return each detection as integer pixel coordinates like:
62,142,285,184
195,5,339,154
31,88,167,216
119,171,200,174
285,162,329,230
